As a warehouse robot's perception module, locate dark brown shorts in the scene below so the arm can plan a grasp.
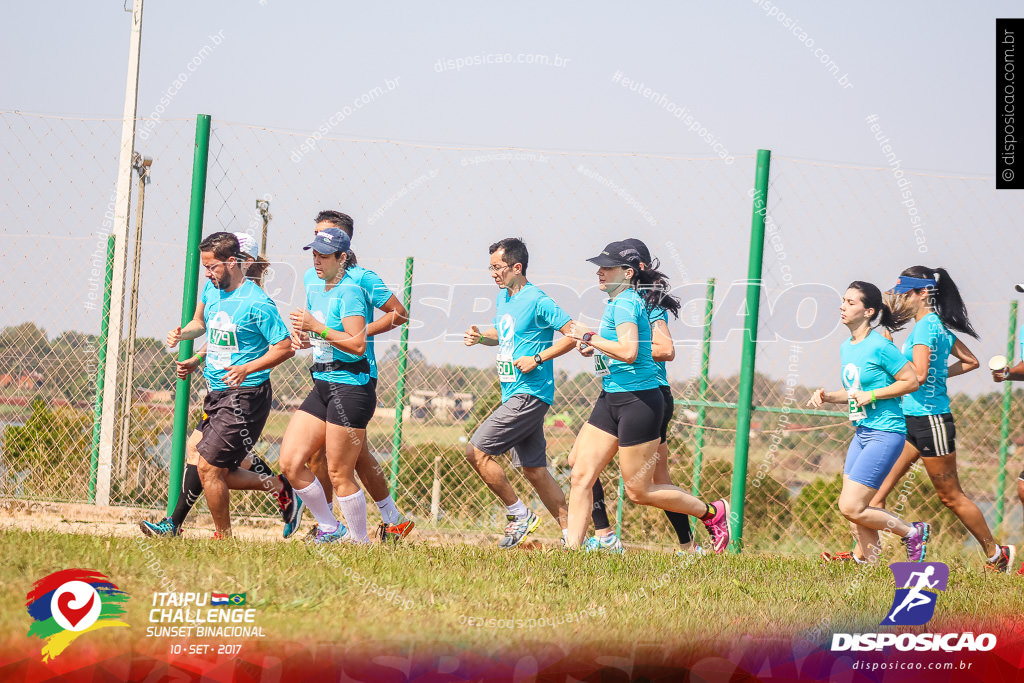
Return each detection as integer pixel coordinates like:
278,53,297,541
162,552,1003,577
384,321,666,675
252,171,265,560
196,382,273,470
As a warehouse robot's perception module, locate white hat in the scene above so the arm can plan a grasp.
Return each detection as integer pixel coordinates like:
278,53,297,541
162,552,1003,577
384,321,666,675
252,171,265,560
233,232,259,260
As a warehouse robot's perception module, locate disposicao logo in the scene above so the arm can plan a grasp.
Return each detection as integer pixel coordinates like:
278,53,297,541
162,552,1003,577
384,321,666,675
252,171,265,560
883,562,948,626
26,569,130,661
830,562,996,653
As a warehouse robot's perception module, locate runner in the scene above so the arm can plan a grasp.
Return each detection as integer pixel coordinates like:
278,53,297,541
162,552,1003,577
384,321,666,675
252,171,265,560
463,237,578,548
578,238,700,554
841,267,1015,572
280,227,376,544
807,281,929,563
140,233,297,538
564,240,730,552
299,211,414,542
144,232,301,539
990,281,1024,575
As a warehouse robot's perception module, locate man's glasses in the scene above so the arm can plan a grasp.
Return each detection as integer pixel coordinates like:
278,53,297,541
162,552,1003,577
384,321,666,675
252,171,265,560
488,264,510,274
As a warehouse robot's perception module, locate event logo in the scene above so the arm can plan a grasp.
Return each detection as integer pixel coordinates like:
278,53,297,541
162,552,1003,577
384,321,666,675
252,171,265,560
25,569,129,662
883,562,948,626
831,561,996,653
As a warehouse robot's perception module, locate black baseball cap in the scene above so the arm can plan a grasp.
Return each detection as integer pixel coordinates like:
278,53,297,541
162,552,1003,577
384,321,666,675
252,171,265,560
587,241,644,268
621,238,652,267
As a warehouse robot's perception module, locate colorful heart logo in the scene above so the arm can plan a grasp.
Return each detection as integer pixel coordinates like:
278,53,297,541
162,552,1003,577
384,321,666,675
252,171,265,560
56,591,95,629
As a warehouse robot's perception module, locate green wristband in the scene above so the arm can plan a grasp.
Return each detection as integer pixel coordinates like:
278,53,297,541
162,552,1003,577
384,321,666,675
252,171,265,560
870,389,876,404
192,353,203,362
319,328,331,340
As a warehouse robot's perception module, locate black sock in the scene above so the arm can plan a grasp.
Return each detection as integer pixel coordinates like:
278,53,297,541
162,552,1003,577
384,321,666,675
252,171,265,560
248,454,275,477
665,510,692,545
170,464,203,529
591,480,611,531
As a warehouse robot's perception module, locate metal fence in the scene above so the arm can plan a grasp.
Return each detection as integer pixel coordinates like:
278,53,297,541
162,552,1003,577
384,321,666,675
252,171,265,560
2,110,1023,557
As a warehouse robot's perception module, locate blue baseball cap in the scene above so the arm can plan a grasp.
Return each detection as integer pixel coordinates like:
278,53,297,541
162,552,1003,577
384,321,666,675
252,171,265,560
303,227,350,254
889,275,936,294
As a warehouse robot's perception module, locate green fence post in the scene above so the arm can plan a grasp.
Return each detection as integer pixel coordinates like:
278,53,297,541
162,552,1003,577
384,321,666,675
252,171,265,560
691,277,716,495
166,114,211,516
729,149,771,554
389,256,415,497
88,235,117,502
995,300,1017,534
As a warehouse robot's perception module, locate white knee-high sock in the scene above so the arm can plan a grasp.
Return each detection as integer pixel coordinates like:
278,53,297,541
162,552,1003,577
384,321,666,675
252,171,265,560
375,495,400,525
338,490,370,543
295,479,338,532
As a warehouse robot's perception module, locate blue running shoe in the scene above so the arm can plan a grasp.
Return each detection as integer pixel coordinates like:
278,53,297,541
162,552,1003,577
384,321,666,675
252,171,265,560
139,517,179,537
584,533,624,554
277,475,303,539
312,524,349,544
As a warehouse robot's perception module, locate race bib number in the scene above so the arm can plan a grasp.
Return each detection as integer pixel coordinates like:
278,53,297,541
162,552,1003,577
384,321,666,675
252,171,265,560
311,337,332,363
593,353,611,377
207,317,238,371
496,354,516,383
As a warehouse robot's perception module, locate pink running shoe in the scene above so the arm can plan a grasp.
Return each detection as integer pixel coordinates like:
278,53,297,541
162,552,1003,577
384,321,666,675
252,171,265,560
701,499,731,554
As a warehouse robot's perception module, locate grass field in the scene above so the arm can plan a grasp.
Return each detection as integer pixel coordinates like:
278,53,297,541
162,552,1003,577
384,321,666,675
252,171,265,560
3,528,1023,661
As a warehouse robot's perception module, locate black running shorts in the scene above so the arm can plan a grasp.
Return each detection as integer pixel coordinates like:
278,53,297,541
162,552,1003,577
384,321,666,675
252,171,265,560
299,379,376,429
196,382,273,470
905,413,956,457
659,385,674,444
586,388,664,447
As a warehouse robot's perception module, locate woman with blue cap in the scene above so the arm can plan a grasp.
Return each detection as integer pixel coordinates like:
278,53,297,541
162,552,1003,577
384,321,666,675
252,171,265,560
847,267,1016,572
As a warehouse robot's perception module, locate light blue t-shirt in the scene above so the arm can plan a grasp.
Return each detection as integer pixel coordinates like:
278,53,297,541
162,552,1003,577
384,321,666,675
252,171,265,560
840,330,910,433
493,283,571,405
201,279,290,391
599,288,659,393
902,313,955,416
649,306,670,388
304,265,394,379
305,271,371,386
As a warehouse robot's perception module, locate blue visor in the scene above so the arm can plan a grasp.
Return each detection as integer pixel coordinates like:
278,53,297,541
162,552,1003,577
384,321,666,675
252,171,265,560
889,276,935,293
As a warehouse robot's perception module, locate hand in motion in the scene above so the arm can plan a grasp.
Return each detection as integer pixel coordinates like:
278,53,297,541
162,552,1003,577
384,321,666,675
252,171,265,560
166,326,182,349
463,325,483,346
806,388,826,408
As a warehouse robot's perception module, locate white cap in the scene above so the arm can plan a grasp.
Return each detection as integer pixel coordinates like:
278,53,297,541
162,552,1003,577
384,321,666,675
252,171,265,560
233,232,259,260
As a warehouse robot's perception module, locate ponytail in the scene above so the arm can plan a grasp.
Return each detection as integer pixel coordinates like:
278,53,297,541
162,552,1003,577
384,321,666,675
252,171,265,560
849,281,912,333
630,266,681,318
899,266,978,339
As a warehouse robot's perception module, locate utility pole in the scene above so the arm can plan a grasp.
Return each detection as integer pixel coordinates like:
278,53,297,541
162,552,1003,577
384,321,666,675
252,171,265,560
96,0,144,506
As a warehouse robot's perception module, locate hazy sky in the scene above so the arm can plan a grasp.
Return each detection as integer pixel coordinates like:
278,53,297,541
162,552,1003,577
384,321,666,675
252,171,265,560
2,1,1022,394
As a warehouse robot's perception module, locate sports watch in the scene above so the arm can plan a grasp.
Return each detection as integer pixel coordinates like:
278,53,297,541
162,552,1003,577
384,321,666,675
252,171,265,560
534,354,544,366
581,332,594,344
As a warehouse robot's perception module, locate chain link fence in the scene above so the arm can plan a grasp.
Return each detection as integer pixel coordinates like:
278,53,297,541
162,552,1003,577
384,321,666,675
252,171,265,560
2,111,1023,556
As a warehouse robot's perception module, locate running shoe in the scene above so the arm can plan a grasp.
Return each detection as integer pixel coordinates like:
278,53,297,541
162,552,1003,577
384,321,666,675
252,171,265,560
277,475,303,539
985,545,1017,574
377,513,416,543
312,524,349,544
1017,561,1024,576
583,533,624,554
820,551,856,564
498,511,540,549
701,499,731,554
902,522,930,562
676,545,706,557
139,517,180,537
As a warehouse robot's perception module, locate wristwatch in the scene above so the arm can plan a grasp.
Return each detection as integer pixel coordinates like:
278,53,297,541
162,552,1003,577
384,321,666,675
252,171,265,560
581,332,594,343
534,354,544,366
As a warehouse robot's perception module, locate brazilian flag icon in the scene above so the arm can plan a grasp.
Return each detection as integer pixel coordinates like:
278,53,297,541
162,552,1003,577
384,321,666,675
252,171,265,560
228,593,246,606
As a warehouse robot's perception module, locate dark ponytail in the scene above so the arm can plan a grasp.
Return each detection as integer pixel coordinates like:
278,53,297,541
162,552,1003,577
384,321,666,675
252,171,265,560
630,265,681,318
899,265,978,339
848,281,911,333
